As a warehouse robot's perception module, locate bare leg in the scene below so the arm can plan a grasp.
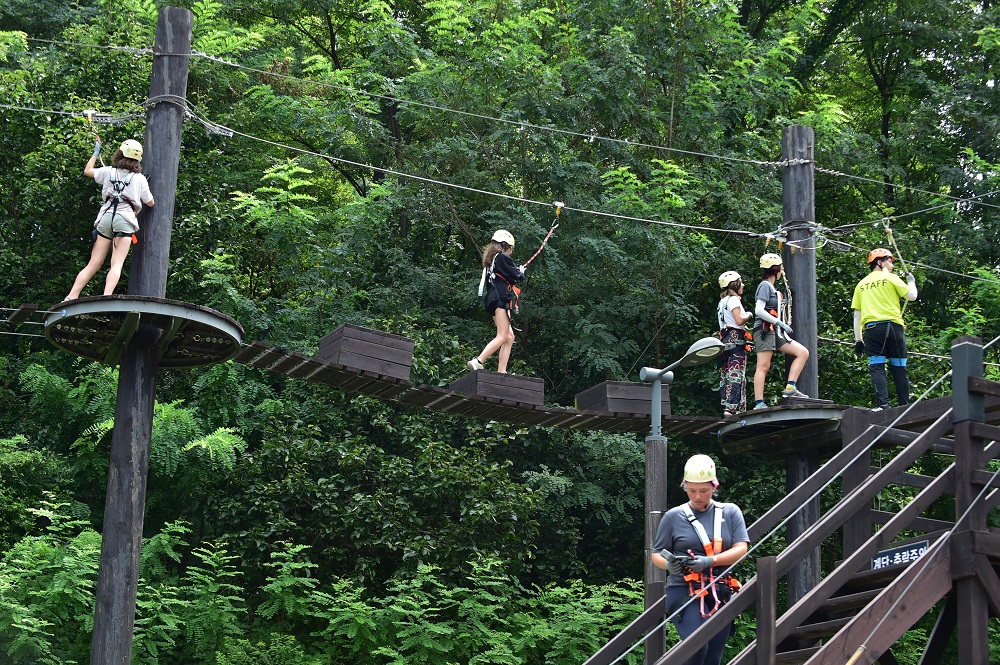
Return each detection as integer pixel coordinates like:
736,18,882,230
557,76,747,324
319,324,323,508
103,236,133,295
477,308,516,372
495,311,515,373
66,237,112,300
784,341,809,382
754,350,773,402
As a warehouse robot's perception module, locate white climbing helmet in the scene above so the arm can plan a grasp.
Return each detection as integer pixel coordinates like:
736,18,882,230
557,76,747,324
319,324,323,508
718,270,742,289
492,229,515,247
119,139,143,162
759,253,783,269
683,454,718,485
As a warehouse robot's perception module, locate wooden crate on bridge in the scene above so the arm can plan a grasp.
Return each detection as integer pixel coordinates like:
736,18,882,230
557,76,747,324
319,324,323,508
318,324,414,381
574,381,670,417
449,371,545,406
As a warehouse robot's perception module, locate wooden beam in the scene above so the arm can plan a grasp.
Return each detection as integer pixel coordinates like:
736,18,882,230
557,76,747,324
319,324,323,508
917,594,955,665
102,311,140,366
756,556,778,665
972,554,1000,616
967,375,1000,398
5,303,37,324
808,539,951,665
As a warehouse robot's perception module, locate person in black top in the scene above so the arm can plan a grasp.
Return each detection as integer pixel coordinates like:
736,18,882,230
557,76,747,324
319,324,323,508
468,229,524,373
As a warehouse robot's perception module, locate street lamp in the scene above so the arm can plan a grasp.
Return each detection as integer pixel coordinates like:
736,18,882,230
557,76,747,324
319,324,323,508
639,336,725,437
637,335,724,665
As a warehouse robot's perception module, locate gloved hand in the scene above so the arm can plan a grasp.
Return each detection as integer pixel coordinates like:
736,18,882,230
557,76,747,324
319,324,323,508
777,321,793,335
905,272,915,285
91,139,102,159
518,265,526,277
854,340,865,358
686,555,716,572
662,551,684,576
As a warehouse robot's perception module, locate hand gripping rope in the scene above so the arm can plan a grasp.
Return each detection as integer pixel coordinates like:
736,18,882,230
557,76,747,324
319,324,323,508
883,218,913,316
83,109,106,167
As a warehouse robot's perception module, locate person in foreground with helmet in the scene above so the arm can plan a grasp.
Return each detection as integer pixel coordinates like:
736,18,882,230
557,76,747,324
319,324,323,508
851,248,917,411
652,455,749,665
65,139,154,300
751,253,809,408
468,229,524,373
717,271,753,417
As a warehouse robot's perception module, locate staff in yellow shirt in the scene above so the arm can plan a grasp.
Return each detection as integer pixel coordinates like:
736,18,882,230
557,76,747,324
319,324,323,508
850,248,917,411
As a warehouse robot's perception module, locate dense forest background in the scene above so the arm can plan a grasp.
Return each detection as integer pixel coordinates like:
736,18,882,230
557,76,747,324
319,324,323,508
2,0,1000,662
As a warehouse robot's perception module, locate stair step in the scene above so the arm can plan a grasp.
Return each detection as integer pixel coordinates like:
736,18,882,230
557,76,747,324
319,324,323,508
775,646,821,665
809,588,882,620
786,616,851,641
838,563,905,594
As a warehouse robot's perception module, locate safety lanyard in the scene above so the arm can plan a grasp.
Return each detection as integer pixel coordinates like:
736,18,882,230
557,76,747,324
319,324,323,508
682,503,724,617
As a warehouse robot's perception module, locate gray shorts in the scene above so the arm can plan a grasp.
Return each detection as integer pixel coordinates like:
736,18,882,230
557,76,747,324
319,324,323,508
753,327,789,353
95,212,136,239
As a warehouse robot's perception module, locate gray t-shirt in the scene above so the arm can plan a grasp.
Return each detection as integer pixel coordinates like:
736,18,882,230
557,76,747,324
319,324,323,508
652,501,750,586
753,280,779,331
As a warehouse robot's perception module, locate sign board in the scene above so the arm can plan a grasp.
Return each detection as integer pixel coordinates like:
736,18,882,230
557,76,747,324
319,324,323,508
871,540,928,570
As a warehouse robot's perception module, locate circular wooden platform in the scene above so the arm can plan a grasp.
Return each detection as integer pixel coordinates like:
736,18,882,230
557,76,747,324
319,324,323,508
45,296,244,368
716,403,848,456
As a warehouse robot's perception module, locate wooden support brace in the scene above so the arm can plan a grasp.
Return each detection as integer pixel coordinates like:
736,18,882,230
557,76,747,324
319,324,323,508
5,303,37,324
103,311,140,366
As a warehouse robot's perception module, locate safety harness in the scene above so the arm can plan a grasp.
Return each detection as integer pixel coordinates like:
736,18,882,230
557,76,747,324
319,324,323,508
681,503,742,618
95,169,139,245
478,253,521,314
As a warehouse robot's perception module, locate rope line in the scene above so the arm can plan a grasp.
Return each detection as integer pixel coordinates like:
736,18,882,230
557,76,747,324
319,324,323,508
5,96,1000,283
18,36,1000,215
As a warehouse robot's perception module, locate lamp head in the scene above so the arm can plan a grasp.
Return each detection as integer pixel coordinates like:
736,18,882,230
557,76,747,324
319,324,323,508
678,337,724,367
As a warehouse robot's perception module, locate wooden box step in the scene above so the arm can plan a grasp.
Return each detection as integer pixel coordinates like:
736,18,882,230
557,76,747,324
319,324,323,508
318,324,414,382
574,380,670,416
449,371,544,407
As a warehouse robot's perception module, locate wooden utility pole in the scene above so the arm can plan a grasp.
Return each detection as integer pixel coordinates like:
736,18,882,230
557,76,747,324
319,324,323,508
89,8,191,663
781,125,821,606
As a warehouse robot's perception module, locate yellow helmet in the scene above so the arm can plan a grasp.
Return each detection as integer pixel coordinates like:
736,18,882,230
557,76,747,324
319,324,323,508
492,229,515,247
119,139,143,162
759,253,782,269
683,454,718,485
718,270,742,289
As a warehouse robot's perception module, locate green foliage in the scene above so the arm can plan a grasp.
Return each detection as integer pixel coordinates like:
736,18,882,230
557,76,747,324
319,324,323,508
182,545,247,661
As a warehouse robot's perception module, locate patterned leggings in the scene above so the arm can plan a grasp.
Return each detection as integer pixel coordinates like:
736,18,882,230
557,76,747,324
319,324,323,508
719,329,748,413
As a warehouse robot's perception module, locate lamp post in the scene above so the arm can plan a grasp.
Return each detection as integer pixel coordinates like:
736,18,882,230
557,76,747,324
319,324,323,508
638,336,724,665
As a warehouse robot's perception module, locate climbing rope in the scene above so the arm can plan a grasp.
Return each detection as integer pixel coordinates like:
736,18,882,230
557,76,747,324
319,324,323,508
521,201,563,269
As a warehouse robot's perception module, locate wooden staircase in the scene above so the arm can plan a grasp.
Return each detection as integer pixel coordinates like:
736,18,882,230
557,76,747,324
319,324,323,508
585,336,1000,665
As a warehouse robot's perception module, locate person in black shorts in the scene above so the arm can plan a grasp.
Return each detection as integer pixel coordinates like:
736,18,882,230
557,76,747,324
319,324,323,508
468,229,524,373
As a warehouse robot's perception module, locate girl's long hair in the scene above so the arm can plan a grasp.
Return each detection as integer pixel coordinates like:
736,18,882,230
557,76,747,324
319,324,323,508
111,150,143,173
720,279,742,298
482,240,510,268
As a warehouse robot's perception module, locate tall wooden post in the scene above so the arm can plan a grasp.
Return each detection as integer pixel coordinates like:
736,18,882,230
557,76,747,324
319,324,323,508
781,125,821,605
90,8,191,664
950,336,990,664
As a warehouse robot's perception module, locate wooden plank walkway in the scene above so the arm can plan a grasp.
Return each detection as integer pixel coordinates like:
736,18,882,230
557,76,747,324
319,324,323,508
233,340,717,435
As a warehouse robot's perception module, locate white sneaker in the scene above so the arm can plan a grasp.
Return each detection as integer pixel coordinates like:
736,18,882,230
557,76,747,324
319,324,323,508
781,387,809,398
467,358,484,372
